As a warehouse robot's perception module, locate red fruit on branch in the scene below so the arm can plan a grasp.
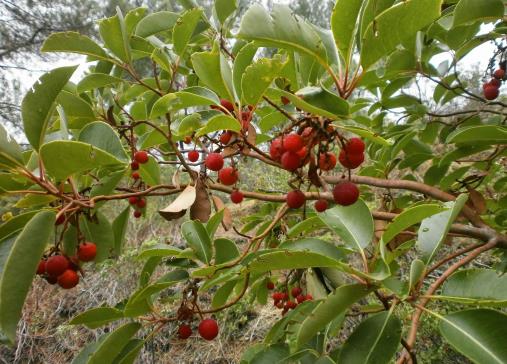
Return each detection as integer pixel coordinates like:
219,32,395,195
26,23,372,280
275,301,284,309
314,199,328,212
281,96,290,105
137,198,146,208
134,150,149,164
494,69,505,80
130,161,139,170
57,269,79,289
77,242,97,262
230,190,244,204
133,210,142,218
205,153,224,171
344,138,365,154
220,131,232,145
333,182,359,206
198,319,219,340
46,255,69,277
296,294,306,304
282,133,303,152
339,150,364,169
272,292,284,301
291,287,302,297
55,214,65,225
218,167,239,185
318,152,337,171
305,294,313,301
266,281,275,290
296,146,308,159
178,324,192,339
281,151,302,171
489,78,502,88
483,84,500,100
132,172,140,180
285,301,297,310
270,138,284,161
128,196,139,205
286,190,305,209
188,150,199,162
220,99,235,112
37,260,46,275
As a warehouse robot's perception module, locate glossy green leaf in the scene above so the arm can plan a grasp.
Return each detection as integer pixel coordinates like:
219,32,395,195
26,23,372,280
361,0,441,69
112,338,144,364
0,211,55,344
69,307,124,329
339,311,402,364
22,66,77,150
78,121,129,161
99,14,130,63
135,11,179,37
138,156,160,186
173,8,203,56
215,0,237,24
138,244,183,260
41,31,110,61
15,193,57,208
286,216,325,238
446,125,507,144
181,220,212,264
417,194,468,264
453,0,504,27
214,238,240,264
334,125,393,146
439,309,507,364
0,124,23,168
206,209,224,238
241,56,285,106
87,323,141,364
195,114,241,137
276,87,349,118
319,200,374,252
191,47,234,100
0,211,40,241
212,280,238,309
40,141,125,181
56,91,95,126
331,0,363,63
233,42,258,100
293,284,373,350
279,238,348,261
81,212,114,262
72,333,108,364
112,206,130,256
90,170,125,200
408,259,425,293
77,73,124,93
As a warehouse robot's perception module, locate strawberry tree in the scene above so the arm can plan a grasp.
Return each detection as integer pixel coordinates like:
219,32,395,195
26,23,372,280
1,0,507,363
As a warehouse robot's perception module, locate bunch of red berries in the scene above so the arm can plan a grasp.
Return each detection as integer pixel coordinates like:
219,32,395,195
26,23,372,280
271,285,313,315
129,151,150,218
177,318,219,341
36,242,97,289
483,67,506,100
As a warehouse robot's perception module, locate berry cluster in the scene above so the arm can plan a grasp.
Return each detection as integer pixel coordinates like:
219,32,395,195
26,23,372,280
177,318,219,341
483,66,505,100
269,283,312,315
130,151,150,218
36,242,97,289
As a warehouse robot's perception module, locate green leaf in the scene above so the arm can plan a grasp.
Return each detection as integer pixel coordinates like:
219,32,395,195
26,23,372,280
279,238,348,261
90,170,125,201
69,307,124,329
417,194,468,264
56,91,95,126
112,206,130,256
276,87,349,118
241,56,285,106
112,338,144,364
408,259,425,293
293,284,373,350
453,0,504,27
81,212,114,262
138,244,183,260
233,42,258,101
339,311,402,364
287,216,325,238
191,47,234,100
21,66,77,150
15,194,57,208
0,124,23,168
439,309,507,364
437,269,507,306
331,0,363,63
150,87,220,119
195,114,241,137
381,204,446,245
212,280,238,309
87,323,141,364
206,209,224,238
360,0,441,69
173,8,203,56
215,0,237,24
78,121,129,161
238,4,329,67
446,125,507,145
214,238,240,264
40,141,125,181
181,220,212,264
319,200,373,252
333,125,393,146
0,211,55,343
138,156,160,186
72,333,108,364
135,11,179,37
77,73,124,93
0,211,40,241
99,14,131,63
41,32,110,61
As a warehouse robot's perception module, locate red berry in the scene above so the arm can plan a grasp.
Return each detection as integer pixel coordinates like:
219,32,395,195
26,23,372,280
188,150,199,162
132,172,141,180
37,260,47,275
45,276,58,285
57,269,79,289
46,255,69,277
128,196,139,205
489,78,502,88
296,147,308,159
198,319,219,340
220,99,235,112
333,182,359,206
130,161,139,170
345,138,365,154
494,69,505,80
55,214,65,226
281,96,290,105
484,84,500,100
275,301,284,309
230,190,244,204
281,151,302,171
286,190,305,209
280,292,289,301
267,281,275,290
219,131,232,145
305,294,313,301
285,301,297,310
314,199,328,212
218,167,239,185
339,150,364,169
133,210,142,218
134,150,149,164
272,292,284,301
137,198,147,208
296,294,306,304
205,153,224,171
291,287,302,297
270,138,284,161
282,134,303,152
77,242,97,262
318,152,337,171
178,324,192,339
